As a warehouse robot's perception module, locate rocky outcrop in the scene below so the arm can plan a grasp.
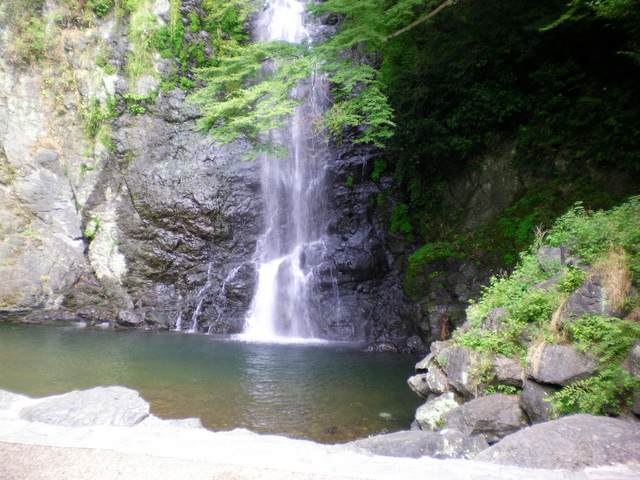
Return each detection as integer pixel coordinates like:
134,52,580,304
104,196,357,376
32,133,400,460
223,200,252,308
527,345,598,386
519,379,557,423
19,386,150,427
351,428,488,459
475,414,640,470
441,394,528,443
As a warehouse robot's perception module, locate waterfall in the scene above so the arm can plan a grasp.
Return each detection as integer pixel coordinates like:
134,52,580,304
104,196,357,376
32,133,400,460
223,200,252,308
242,0,329,341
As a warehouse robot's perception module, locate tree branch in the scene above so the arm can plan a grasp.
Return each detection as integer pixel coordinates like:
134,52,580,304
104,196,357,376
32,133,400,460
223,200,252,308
384,0,454,42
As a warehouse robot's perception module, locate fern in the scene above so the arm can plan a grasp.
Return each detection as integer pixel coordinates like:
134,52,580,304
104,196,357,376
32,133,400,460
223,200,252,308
552,366,640,416
568,314,640,364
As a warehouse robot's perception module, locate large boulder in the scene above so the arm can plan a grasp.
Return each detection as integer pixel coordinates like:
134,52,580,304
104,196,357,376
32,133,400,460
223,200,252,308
561,276,615,321
19,386,150,427
351,428,489,459
475,414,640,470
442,394,528,443
441,346,480,398
622,339,640,378
493,355,524,387
519,379,558,423
415,392,461,431
528,345,598,386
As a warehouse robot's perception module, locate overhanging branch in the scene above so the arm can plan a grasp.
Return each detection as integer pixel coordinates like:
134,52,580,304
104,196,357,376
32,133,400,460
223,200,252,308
384,0,454,42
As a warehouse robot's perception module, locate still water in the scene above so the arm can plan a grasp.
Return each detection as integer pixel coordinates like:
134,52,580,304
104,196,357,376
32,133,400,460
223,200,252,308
0,323,422,443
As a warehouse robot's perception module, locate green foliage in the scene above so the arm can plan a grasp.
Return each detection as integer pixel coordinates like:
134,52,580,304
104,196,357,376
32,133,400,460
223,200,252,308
390,203,413,236
557,266,587,294
346,176,354,187
566,315,640,364
126,0,160,84
485,384,519,395
84,217,101,241
123,93,151,115
552,366,639,416
370,159,388,181
80,97,118,141
189,41,313,148
88,0,114,18
547,197,640,264
3,1,52,65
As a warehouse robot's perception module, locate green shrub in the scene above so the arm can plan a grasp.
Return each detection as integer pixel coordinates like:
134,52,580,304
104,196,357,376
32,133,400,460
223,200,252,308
370,159,387,181
89,0,114,17
390,203,413,236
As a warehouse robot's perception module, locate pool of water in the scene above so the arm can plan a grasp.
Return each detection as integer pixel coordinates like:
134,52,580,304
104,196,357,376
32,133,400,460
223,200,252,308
0,323,422,443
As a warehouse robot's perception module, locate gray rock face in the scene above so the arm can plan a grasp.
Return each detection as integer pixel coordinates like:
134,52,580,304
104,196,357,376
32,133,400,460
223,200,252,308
537,247,563,272
415,392,461,431
493,355,524,387
475,414,640,470
519,379,557,423
622,339,640,378
633,393,640,416
351,428,489,459
407,374,430,398
481,307,508,331
442,346,480,398
561,276,615,322
19,386,150,427
442,394,528,443
528,345,598,386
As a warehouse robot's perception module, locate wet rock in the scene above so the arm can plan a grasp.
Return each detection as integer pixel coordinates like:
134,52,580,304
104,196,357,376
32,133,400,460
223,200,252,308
351,428,489,459
19,386,150,427
442,394,528,443
528,345,598,386
519,379,558,423
475,414,640,470
415,392,462,431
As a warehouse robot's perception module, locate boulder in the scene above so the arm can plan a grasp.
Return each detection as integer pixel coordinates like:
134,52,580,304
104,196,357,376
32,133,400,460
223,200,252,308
561,276,614,321
415,392,461,431
531,271,566,292
519,379,557,423
622,339,640,378
537,247,563,272
415,341,452,371
425,367,449,395
407,374,430,399
441,346,480,398
442,394,528,443
528,345,598,386
633,393,640,417
493,355,524,387
19,386,150,427
481,307,507,331
352,428,489,459
475,414,640,470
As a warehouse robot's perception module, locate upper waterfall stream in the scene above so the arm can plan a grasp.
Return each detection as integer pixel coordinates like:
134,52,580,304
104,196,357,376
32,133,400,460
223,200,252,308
242,0,331,341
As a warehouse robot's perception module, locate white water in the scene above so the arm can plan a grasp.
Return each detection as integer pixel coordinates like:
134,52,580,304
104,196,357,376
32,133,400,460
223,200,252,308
243,0,329,341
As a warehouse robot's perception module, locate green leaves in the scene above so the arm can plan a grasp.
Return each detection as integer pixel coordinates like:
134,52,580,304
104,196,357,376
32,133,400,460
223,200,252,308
189,41,313,146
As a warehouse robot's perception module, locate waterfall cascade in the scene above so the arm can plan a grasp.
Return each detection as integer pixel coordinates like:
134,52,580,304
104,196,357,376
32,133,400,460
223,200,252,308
242,0,330,341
